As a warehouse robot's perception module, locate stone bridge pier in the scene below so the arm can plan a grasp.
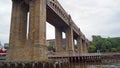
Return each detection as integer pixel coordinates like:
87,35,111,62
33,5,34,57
55,27,65,55
76,36,83,54
7,0,47,61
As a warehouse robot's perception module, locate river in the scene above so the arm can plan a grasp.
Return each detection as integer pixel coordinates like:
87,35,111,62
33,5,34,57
70,62,120,68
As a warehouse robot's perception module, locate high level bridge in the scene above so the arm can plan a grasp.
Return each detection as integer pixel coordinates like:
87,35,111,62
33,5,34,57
0,1,120,68
7,0,89,61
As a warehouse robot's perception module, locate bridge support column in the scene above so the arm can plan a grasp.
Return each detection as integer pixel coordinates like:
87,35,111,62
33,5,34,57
7,0,48,61
65,15,75,56
77,37,83,54
82,40,87,53
66,27,75,55
28,0,47,61
7,1,28,61
85,43,88,53
82,40,85,53
55,27,64,55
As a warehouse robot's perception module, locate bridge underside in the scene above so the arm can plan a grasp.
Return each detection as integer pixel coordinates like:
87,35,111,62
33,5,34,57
47,5,68,29
7,0,90,61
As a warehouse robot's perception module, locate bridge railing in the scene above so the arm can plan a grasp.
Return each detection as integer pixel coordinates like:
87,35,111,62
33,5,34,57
80,53,101,56
47,0,69,25
47,0,83,35
101,52,120,56
48,53,102,57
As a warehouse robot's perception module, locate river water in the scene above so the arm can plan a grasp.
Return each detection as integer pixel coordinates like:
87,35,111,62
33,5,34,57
70,62,120,68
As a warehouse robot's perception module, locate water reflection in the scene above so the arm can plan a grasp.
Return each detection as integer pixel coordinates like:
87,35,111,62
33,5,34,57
69,62,120,68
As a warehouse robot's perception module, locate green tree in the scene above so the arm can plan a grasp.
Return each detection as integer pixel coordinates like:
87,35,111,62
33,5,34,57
47,45,55,52
117,46,120,52
111,48,117,52
92,35,104,52
88,35,120,53
101,39,112,52
88,44,96,53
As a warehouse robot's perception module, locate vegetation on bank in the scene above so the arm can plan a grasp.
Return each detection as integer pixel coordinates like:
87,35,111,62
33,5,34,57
88,35,120,53
47,45,55,52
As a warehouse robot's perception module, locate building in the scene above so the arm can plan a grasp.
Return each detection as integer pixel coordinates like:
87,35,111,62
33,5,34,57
46,39,66,47
46,39,55,47
0,42,7,61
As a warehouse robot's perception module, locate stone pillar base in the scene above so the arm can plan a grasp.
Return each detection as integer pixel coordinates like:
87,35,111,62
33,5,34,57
6,44,48,62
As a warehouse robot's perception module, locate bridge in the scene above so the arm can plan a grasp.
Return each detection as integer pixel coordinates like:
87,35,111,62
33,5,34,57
7,0,90,61
0,0,120,68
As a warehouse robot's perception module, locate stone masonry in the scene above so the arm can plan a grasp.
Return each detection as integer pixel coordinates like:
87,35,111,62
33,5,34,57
7,0,90,62
7,0,47,61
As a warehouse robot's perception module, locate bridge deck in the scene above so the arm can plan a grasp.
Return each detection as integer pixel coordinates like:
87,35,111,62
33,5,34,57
18,0,84,37
47,0,80,35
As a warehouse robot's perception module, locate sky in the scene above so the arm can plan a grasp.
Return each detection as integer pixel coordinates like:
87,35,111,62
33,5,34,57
0,0,120,45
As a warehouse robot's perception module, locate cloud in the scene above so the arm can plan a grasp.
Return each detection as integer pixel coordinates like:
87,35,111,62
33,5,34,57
59,0,120,40
46,23,55,39
0,0,120,44
0,0,11,44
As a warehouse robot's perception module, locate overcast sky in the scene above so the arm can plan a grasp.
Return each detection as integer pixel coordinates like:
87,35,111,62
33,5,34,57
0,0,120,44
